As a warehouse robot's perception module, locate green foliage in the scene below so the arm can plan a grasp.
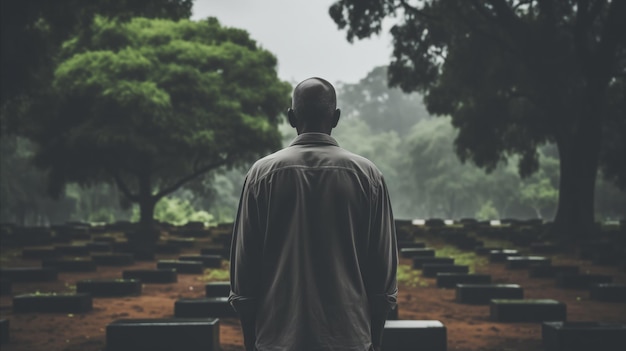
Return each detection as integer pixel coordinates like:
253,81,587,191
475,201,500,222
132,196,215,226
396,264,427,288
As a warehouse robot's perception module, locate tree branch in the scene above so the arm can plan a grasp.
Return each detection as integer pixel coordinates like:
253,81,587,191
113,172,139,202
396,0,440,21
153,157,230,200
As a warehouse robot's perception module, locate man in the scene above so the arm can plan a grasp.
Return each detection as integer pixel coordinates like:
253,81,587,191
229,77,398,351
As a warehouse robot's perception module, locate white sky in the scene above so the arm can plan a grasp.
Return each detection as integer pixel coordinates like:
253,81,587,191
191,0,394,85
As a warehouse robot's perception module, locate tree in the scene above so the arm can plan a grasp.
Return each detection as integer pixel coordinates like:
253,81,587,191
337,66,428,135
330,0,626,239
27,16,291,246
1,0,193,109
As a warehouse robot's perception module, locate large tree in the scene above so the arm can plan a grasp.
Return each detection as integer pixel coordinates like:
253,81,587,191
26,16,291,246
330,0,626,239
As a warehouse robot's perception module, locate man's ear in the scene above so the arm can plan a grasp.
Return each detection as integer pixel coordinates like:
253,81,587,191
331,108,341,128
288,108,297,128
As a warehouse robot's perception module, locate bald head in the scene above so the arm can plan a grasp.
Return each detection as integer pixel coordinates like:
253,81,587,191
288,77,340,135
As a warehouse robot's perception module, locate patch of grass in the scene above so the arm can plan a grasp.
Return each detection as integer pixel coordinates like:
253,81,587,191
396,264,428,287
197,261,230,282
434,245,488,273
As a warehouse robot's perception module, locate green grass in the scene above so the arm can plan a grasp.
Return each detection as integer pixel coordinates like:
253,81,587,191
396,264,429,287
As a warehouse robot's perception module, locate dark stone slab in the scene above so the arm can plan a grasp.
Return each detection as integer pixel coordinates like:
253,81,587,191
400,248,435,258
93,236,117,243
490,299,566,322
529,265,580,278
542,321,626,351
425,219,446,227
21,247,58,260
556,274,613,289
0,319,8,344
179,255,222,268
42,258,97,272
382,320,447,351
54,244,91,257
0,267,58,282
106,318,220,351
174,297,237,318
166,238,196,248
412,257,455,269
505,256,551,269
456,284,524,305
530,242,560,254
14,227,53,246
397,241,426,249
0,280,11,295
155,243,181,254
156,260,204,274
85,242,113,252
422,264,469,277
475,247,503,255
76,279,142,297
200,247,229,259
589,283,626,302
123,269,177,284
13,293,92,313
205,282,230,297
436,273,492,289
92,253,135,266
489,249,521,262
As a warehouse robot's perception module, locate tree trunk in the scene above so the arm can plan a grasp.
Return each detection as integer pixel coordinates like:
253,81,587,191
131,171,159,249
553,113,602,243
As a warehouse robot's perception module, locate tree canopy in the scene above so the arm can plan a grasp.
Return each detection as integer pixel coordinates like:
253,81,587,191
25,16,291,244
330,0,626,238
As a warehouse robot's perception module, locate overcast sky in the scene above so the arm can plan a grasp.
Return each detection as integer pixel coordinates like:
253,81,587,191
191,0,394,85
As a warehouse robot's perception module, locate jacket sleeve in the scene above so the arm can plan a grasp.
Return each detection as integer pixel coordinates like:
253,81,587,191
229,175,263,317
366,175,399,315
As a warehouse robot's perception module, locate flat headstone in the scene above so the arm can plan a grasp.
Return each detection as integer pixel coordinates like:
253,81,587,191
156,260,204,274
0,267,58,282
54,244,91,257
490,299,566,322
205,282,230,297
13,293,92,313
589,283,626,302
174,297,237,318
155,243,181,254
76,279,142,297
123,269,177,284
179,255,222,268
436,273,492,289
42,258,97,272
412,257,455,269
475,247,502,255
542,321,626,351
85,242,113,252
166,238,196,248
382,320,447,351
529,265,580,278
0,319,8,344
106,318,220,351
93,236,117,243
397,241,426,249
422,264,469,277
92,253,135,266
456,284,524,304
556,274,613,289
400,248,435,258
489,249,521,262
0,280,12,295
21,247,58,260
200,247,228,258
530,242,560,254
506,256,551,269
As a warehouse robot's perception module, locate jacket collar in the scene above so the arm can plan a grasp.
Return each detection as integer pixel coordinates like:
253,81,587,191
288,132,339,147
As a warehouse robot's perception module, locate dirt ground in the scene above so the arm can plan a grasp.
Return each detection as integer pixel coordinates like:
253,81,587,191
1,230,625,351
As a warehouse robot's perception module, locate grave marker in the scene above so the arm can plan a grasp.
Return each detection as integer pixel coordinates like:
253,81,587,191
0,319,8,344
490,299,566,322
0,267,58,282
589,283,626,302
542,321,626,351
76,279,142,297
505,256,551,269
42,258,97,272
555,274,613,289
122,269,177,284
528,265,579,278
179,255,222,268
156,260,204,274
436,273,492,289
456,284,524,304
422,264,469,277
13,293,92,313
106,318,220,351
412,257,455,269
382,320,447,351
205,282,230,297
92,253,135,266
174,297,237,318
400,248,435,258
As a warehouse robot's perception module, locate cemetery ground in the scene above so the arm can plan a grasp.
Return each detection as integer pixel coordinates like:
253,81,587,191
0,225,625,351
